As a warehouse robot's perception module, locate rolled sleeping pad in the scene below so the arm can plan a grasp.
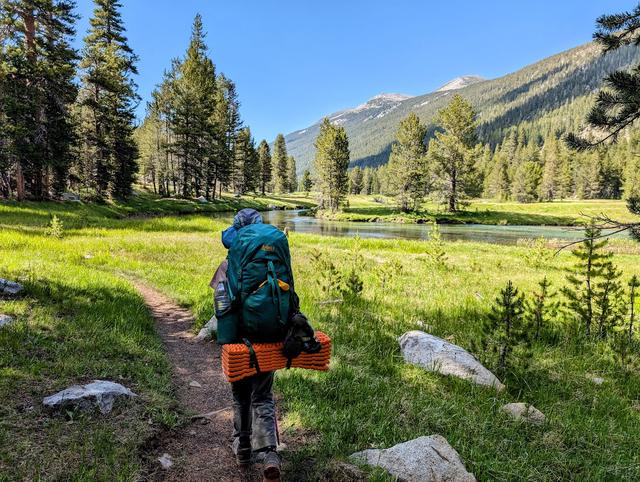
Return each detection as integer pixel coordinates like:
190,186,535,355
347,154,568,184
221,331,332,382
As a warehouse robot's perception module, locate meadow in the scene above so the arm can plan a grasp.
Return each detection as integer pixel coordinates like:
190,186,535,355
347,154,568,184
320,195,635,226
1,198,640,480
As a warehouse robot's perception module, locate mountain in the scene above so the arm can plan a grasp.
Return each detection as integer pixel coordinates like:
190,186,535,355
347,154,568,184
283,42,640,173
436,75,485,92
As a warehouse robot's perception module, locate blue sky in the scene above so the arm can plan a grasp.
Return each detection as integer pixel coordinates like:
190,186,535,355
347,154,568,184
73,0,634,142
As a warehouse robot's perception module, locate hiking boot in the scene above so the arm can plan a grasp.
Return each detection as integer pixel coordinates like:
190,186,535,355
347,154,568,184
232,437,252,466
262,449,281,481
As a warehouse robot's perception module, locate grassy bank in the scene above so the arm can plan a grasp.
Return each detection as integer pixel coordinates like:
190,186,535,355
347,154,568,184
2,200,640,480
317,195,635,226
0,191,313,232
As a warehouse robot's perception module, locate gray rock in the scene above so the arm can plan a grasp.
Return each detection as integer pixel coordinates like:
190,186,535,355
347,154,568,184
501,402,546,424
189,380,202,388
43,380,136,414
195,315,217,342
0,314,15,328
195,195,208,204
158,453,173,469
61,192,80,202
0,278,23,296
351,435,475,482
589,376,605,385
399,331,504,390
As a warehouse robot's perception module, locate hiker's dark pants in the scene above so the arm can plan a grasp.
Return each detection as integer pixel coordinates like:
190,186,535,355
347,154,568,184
231,371,277,452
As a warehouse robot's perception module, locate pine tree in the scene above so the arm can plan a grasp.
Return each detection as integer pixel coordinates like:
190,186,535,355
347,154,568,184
212,73,241,197
565,4,640,229
349,166,364,194
525,277,559,341
594,262,625,339
170,14,216,198
511,160,542,203
257,139,271,194
561,221,613,337
386,113,428,212
362,167,375,195
77,0,139,199
272,134,288,193
0,0,78,199
232,127,259,194
567,5,640,149
539,137,561,201
429,95,479,212
301,168,313,194
481,280,528,375
627,275,640,342
313,118,350,212
139,17,243,200
623,150,640,200
287,155,297,193
485,150,510,200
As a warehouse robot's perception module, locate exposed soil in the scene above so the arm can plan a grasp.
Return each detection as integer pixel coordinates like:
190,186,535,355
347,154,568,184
135,282,262,481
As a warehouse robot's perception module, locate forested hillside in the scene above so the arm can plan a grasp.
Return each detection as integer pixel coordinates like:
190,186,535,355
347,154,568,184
285,42,640,172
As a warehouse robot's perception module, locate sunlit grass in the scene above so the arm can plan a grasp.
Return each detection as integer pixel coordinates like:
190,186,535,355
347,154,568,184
1,201,640,480
320,194,636,226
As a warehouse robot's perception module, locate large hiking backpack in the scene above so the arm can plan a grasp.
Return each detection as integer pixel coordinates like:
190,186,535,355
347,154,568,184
217,223,295,344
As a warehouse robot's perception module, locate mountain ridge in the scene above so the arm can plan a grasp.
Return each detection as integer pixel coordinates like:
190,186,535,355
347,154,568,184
282,41,640,174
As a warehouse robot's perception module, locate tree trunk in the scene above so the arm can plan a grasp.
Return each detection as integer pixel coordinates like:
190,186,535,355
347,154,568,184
15,163,25,201
585,243,593,337
448,171,457,212
629,285,636,343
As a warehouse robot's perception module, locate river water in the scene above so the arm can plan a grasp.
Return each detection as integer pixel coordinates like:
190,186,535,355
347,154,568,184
251,210,629,245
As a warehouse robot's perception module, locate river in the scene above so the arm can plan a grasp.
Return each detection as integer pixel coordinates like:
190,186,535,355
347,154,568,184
233,210,629,245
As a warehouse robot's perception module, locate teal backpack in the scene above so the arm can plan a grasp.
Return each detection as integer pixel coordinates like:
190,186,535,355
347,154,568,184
217,223,295,344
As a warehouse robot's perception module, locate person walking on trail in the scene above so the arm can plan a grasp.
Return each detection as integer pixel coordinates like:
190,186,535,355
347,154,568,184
211,208,319,481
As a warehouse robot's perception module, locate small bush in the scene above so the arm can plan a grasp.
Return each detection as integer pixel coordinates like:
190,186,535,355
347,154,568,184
476,280,530,377
426,221,447,267
525,276,559,342
44,215,64,239
519,236,552,268
340,236,365,298
310,249,342,298
376,258,403,289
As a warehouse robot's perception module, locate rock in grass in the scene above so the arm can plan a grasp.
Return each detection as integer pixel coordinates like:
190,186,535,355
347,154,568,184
195,195,207,204
350,435,476,482
501,402,546,424
195,315,217,342
0,279,23,296
399,331,504,390
589,376,605,385
158,453,173,469
61,192,80,202
0,314,15,328
42,380,136,414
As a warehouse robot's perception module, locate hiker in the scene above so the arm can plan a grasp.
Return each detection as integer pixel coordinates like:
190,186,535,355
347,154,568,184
211,208,319,481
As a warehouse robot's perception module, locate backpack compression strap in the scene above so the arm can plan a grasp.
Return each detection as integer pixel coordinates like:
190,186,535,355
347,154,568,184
242,338,261,374
267,261,283,323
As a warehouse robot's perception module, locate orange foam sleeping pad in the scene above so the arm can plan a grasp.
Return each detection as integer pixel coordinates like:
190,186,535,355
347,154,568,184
221,331,332,383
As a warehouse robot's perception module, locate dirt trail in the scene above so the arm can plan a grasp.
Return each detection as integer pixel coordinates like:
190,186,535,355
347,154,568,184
135,282,261,481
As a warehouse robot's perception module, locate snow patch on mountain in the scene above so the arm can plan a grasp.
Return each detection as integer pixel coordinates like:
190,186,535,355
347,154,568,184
436,75,485,92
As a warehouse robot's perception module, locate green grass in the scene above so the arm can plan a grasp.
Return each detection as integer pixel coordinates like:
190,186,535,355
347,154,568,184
1,201,640,480
0,190,314,232
321,194,636,226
